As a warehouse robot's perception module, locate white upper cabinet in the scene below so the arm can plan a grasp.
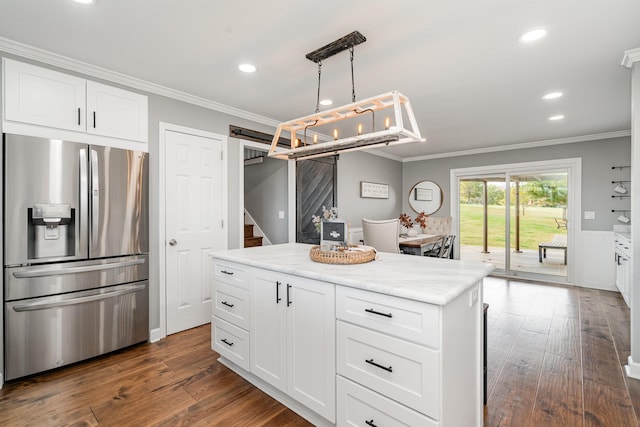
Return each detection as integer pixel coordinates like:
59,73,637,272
3,58,148,144
86,81,148,142
3,58,86,132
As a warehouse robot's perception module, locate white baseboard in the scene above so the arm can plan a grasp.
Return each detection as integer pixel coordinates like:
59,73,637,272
626,356,640,379
149,328,164,343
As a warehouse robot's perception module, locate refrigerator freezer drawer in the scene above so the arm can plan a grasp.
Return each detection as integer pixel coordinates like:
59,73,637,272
4,255,148,301
4,281,149,381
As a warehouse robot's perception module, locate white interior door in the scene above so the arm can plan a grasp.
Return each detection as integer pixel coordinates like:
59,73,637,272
165,130,226,335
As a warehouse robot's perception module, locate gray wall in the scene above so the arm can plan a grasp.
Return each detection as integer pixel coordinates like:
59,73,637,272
244,155,289,244
337,151,403,229
402,136,631,231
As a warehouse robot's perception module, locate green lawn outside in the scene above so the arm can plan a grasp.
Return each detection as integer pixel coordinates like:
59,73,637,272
460,204,566,250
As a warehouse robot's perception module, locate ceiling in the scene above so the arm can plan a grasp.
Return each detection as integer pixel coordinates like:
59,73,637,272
0,0,639,159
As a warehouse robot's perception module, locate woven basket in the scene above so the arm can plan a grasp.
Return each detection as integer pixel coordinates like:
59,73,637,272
309,245,376,265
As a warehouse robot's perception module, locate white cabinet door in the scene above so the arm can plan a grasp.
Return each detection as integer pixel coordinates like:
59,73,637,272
3,58,85,132
251,270,287,392
251,270,336,422
286,276,335,422
86,80,148,142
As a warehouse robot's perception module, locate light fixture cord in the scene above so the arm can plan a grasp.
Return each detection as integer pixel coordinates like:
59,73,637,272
350,46,356,102
315,61,322,113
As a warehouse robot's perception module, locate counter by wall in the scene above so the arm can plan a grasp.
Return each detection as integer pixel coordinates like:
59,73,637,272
210,243,495,306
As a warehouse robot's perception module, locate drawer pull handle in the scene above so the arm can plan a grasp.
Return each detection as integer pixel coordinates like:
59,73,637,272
221,301,234,308
365,358,392,372
365,308,392,318
220,270,234,275
276,281,282,304
221,338,234,347
287,284,292,307
365,420,377,427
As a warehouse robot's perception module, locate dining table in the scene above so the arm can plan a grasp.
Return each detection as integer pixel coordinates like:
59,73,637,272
399,233,451,258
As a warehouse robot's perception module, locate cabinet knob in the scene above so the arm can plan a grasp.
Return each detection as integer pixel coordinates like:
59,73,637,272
169,239,177,246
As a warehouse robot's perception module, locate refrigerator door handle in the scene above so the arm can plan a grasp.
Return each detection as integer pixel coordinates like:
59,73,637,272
91,148,100,249
12,258,146,278
11,284,146,312
79,148,88,255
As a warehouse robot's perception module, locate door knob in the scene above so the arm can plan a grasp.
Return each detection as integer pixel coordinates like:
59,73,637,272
169,239,177,246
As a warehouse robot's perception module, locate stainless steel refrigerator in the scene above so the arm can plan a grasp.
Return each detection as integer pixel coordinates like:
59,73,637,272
3,133,149,380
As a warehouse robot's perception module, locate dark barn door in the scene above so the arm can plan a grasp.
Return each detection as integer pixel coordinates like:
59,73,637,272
296,156,338,244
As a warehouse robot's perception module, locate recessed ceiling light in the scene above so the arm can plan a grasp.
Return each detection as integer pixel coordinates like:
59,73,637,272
519,28,547,43
73,0,97,4
549,115,565,121
319,99,333,106
238,63,257,73
542,91,563,100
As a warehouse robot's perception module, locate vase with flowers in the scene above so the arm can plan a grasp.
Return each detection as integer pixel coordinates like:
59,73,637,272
399,213,418,236
311,206,338,234
415,211,429,233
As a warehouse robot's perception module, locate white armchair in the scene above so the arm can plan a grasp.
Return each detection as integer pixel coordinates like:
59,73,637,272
362,218,400,254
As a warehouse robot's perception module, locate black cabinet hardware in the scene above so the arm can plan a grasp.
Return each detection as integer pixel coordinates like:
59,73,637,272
220,270,234,275
276,281,282,303
221,338,234,347
77,107,81,125
365,308,392,318
92,111,96,128
365,420,377,427
221,301,234,308
365,358,392,372
287,284,292,307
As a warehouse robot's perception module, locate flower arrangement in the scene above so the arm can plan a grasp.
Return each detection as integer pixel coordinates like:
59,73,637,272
399,213,414,229
400,212,429,235
415,211,429,229
312,206,338,233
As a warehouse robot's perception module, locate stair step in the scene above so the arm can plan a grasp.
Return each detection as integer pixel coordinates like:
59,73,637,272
244,236,263,248
244,224,254,238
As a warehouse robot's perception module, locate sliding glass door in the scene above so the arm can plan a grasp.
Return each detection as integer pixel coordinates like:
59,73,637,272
508,172,568,278
457,164,570,283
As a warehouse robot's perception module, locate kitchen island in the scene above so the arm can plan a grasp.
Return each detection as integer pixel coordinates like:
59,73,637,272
210,243,494,427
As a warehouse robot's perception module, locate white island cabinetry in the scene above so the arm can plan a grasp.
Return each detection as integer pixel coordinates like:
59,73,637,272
211,243,494,427
251,269,335,422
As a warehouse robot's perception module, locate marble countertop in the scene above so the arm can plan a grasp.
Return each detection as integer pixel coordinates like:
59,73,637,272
210,243,495,306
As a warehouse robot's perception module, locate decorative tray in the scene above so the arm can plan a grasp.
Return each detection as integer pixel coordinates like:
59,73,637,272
309,245,376,265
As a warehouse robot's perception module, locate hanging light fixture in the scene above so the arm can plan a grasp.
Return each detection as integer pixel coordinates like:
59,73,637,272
268,31,425,160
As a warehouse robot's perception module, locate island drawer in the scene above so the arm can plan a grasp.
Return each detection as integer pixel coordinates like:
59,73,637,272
337,321,440,419
213,282,250,330
212,260,248,289
337,376,439,427
211,316,250,370
336,286,440,348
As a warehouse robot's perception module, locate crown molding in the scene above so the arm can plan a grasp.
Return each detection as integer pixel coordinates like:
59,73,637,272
0,36,279,128
402,130,631,162
622,47,640,68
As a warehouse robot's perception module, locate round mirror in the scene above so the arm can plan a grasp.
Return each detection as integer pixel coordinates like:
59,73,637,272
408,180,443,214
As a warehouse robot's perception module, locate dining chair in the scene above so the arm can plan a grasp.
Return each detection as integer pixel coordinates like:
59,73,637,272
439,235,455,258
424,236,445,257
362,218,401,253
424,234,456,258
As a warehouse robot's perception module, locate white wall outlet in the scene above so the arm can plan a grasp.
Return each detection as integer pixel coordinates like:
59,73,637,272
469,287,479,307
278,210,285,219
584,211,596,220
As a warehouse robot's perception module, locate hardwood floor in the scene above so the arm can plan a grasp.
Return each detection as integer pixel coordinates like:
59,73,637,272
0,326,312,426
484,276,640,427
1,277,639,426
